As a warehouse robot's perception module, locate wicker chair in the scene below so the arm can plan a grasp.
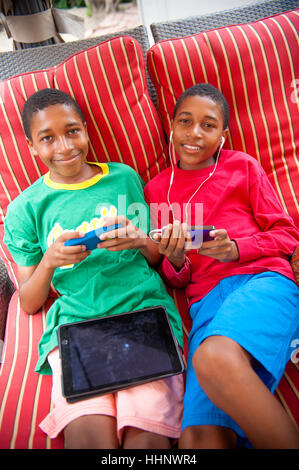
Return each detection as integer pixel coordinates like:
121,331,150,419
150,0,299,41
0,24,155,101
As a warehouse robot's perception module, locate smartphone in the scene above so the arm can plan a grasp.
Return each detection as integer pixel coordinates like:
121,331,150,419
189,225,215,246
149,225,215,248
64,224,122,251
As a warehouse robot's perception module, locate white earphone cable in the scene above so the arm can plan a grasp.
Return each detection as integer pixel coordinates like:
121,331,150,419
167,135,225,224
166,130,175,211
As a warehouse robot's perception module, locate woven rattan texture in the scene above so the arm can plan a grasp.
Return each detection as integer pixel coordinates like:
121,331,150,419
150,0,299,41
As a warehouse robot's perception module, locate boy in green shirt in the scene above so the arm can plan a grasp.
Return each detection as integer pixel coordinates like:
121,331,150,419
4,88,183,449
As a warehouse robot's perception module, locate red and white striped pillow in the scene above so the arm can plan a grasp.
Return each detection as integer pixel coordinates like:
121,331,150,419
147,9,299,226
0,36,168,285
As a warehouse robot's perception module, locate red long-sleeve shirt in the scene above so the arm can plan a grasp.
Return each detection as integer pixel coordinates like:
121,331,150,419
144,150,299,305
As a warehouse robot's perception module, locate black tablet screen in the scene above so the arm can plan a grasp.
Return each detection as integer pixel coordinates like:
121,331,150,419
58,307,184,401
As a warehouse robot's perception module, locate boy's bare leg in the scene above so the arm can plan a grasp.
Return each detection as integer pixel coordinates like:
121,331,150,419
64,415,118,449
179,425,237,449
122,427,171,449
192,336,299,449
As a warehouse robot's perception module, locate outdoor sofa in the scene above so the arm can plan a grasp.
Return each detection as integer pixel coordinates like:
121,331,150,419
0,0,298,448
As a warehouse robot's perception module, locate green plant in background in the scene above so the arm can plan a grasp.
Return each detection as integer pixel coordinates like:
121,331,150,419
53,0,86,8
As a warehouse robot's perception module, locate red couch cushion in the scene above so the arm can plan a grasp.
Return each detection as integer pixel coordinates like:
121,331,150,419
0,36,168,285
0,294,63,449
147,9,299,226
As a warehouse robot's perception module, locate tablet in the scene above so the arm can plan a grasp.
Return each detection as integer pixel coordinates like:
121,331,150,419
57,306,185,403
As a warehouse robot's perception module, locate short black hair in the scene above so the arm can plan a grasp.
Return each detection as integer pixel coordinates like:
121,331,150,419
173,83,229,129
22,88,85,140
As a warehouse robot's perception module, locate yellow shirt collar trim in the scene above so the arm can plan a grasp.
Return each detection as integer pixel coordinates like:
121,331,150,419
44,162,109,190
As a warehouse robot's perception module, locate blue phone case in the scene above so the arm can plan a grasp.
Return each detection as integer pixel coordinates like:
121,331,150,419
64,224,122,251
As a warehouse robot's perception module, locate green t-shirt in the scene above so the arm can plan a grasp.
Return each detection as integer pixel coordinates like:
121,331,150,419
4,162,183,374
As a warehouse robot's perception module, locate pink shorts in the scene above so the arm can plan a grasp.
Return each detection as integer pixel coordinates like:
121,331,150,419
39,348,184,443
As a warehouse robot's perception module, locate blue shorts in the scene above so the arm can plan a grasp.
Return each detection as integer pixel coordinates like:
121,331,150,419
182,272,299,444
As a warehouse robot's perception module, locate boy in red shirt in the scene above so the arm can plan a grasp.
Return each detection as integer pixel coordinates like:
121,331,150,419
144,83,299,449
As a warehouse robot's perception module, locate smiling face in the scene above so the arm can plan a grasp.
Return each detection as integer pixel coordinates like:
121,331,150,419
171,95,228,170
27,103,90,184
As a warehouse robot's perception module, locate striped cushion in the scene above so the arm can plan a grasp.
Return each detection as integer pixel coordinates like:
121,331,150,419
274,361,299,428
0,36,168,284
0,294,63,448
147,9,299,226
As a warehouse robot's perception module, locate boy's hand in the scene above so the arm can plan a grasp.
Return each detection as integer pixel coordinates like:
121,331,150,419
99,216,162,266
18,231,91,314
197,229,239,262
98,215,147,251
155,221,191,270
43,231,91,269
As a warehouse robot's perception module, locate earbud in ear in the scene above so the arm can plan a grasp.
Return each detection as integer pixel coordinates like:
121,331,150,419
221,136,225,146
